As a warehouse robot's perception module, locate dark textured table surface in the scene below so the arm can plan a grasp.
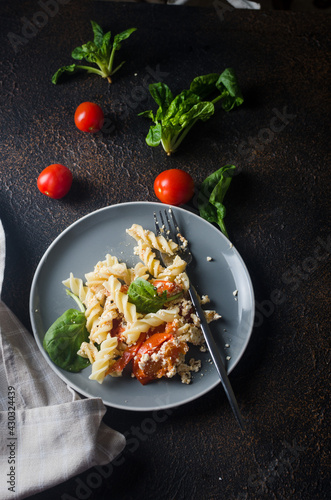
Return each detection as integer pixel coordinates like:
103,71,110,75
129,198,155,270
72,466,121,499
0,1,330,499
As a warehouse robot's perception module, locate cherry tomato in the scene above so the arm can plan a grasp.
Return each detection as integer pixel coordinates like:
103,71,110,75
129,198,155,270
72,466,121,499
154,169,194,206
37,164,73,199
74,102,104,133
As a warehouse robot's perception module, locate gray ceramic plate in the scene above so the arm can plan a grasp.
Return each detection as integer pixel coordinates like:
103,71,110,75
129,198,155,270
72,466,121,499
30,201,254,411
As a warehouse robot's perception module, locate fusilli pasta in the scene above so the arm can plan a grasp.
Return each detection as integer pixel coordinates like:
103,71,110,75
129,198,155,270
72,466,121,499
89,336,119,384
127,224,178,255
60,223,221,386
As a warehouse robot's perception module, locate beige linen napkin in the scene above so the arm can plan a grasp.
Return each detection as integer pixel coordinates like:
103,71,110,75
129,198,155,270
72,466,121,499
0,220,126,500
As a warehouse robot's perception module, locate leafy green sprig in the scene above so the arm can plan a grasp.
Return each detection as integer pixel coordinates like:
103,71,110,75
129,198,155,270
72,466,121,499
138,68,243,155
52,21,136,84
198,164,236,238
128,278,182,314
43,290,90,372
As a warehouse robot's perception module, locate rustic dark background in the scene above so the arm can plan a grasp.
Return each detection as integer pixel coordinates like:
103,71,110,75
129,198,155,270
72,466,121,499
0,1,330,499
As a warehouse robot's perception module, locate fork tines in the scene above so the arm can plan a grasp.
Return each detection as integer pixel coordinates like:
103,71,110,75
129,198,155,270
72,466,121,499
154,208,180,247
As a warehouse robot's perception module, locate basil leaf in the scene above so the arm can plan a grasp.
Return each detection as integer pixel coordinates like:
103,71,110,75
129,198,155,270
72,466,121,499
128,278,166,314
198,164,236,237
43,309,90,372
128,278,182,314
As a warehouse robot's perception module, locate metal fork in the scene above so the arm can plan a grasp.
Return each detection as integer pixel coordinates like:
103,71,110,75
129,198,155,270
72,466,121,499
154,208,245,431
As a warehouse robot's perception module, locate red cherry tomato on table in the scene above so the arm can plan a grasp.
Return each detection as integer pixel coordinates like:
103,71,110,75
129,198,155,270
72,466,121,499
37,164,73,199
154,169,194,206
74,102,104,133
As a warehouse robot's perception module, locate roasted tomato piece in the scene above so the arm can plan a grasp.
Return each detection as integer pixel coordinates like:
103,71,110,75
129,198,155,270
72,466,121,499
153,280,183,298
108,332,147,376
133,328,188,385
109,318,125,338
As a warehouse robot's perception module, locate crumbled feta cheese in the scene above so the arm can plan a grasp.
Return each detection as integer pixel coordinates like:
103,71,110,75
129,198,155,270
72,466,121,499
138,353,150,370
174,272,189,290
200,294,210,305
204,310,222,323
181,299,193,317
177,358,202,384
191,313,200,327
177,233,188,248
166,366,177,378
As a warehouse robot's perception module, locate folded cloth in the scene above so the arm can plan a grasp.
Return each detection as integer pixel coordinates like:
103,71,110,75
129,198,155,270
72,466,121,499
221,0,260,8
169,0,260,7
0,221,126,500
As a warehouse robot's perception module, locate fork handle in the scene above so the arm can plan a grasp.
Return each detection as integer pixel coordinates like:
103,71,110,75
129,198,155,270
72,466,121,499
188,284,245,431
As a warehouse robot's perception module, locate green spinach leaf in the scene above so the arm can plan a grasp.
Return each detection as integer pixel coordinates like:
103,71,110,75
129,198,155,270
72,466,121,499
189,73,220,99
91,19,105,48
43,290,90,372
149,82,174,120
138,68,243,155
52,21,136,84
216,68,244,111
128,278,182,314
146,122,162,147
198,164,236,238
163,90,198,122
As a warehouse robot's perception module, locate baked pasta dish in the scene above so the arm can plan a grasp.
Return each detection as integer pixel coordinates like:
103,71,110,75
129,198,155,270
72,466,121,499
61,224,221,385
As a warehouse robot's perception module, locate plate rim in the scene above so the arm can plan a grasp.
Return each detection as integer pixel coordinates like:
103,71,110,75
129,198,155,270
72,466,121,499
29,201,255,411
